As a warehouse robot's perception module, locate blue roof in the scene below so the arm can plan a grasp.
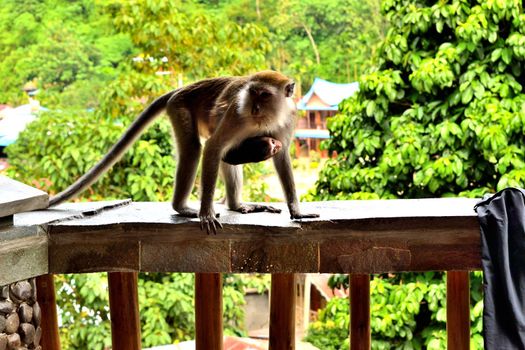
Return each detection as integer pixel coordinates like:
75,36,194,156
294,129,330,139
0,104,46,147
297,78,359,111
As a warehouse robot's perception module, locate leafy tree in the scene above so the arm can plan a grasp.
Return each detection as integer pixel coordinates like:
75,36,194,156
220,0,387,88
0,0,135,108
306,0,524,348
310,0,525,201
105,0,273,81
269,0,387,84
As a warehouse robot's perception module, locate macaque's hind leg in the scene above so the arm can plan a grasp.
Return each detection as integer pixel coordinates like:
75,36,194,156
220,162,282,215
169,107,201,218
272,147,319,220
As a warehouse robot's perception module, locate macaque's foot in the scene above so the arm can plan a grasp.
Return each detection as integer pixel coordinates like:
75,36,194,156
199,210,223,235
290,213,320,220
232,203,282,214
175,206,221,219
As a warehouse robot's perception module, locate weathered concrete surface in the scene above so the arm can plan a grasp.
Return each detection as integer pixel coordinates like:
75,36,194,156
0,217,46,286
1,200,130,285
0,176,48,219
10,198,481,274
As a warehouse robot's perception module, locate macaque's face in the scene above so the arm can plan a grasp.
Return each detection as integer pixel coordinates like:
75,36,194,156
247,82,280,117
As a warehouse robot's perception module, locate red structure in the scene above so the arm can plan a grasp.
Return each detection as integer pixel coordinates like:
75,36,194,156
295,78,358,156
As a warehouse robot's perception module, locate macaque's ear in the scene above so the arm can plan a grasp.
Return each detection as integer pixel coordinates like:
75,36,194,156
285,82,295,98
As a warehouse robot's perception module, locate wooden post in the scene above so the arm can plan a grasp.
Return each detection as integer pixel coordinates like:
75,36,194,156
447,271,470,350
36,274,61,350
108,272,141,350
195,273,223,350
350,274,371,350
270,274,296,350
302,274,312,334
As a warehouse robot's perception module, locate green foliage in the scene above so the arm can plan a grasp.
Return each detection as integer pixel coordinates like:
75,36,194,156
305,0,524,347
243,162,274,202
309,0,525,200
220,0,387,89
0,0,133,108
308,273,484,349
6,110,176,201
305,297,350,350
0,0,384,106
54,274,112,350
105,0,272,80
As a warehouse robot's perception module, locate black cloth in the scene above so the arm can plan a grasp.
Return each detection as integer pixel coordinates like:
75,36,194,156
475,188,525,349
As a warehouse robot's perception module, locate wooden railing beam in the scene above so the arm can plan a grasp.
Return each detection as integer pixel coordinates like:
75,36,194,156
36,274,61,350
108,272,141,350
447,271,470,350
350,274,371,350
270,273,296,350
195,273,223,350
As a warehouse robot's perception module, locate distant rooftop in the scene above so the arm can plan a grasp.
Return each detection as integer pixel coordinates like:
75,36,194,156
297,78,359,111
0,103,46,147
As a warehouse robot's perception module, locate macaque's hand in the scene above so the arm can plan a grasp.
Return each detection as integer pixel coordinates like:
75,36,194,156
199,210,223,235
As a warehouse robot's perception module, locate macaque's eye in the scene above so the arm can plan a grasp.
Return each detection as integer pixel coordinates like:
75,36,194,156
260,91,272,99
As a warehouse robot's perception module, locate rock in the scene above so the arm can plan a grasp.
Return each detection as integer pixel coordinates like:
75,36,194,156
31,304,40,328
6,333,20,350
33,327,41,347
0,316,5,333
0,333,7,350
0,287,8,300
0,301,14,316
9,282,31,303
4,314,18,335
18,324,34,345
17,305,32,324
28,279,37,305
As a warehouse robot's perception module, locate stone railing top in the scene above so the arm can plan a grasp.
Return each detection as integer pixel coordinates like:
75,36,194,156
2,198,482,283
15,197,478,228
0,176,48,219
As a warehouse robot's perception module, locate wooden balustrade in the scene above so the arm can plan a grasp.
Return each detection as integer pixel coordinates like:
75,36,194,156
350,274,371,349
35,274,61,350
195,273,223,350
108,272,141,350
270,274,296,350
4,198,481,349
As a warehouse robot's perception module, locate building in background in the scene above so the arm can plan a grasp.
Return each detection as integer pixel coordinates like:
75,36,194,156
295,78,359,157
0,82,45,157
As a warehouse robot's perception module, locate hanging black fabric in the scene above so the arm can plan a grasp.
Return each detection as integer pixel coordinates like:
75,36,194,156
475,188,525,349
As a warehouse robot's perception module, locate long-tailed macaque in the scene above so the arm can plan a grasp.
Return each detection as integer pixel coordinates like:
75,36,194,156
50,71,319,233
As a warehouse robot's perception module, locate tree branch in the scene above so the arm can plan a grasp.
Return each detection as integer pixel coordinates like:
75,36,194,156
302,22,320,65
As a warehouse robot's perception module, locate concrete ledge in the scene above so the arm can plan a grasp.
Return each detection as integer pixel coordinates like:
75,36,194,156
9,198,481,275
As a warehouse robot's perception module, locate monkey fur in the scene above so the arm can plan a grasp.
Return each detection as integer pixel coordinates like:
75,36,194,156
50,71,318,233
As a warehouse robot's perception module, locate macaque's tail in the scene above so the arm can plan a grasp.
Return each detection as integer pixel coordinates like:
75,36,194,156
49,91,175,207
